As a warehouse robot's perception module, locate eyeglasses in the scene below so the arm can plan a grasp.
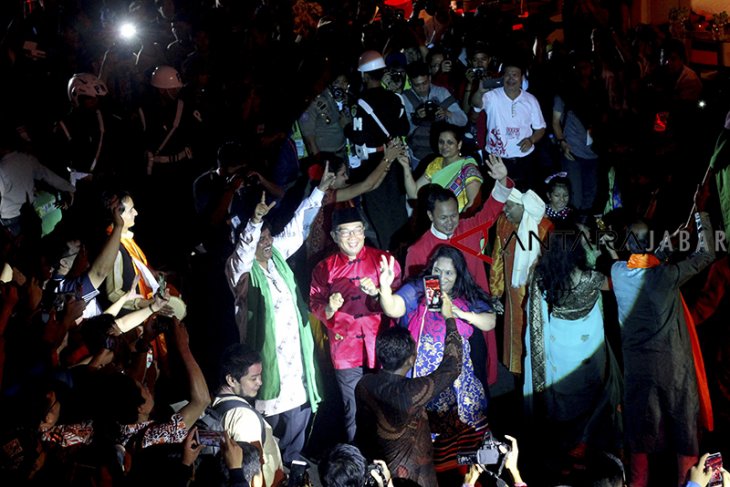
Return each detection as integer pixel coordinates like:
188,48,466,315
336,227,365,237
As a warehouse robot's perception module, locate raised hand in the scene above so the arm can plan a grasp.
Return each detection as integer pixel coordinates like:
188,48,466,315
111,199,125,229
318,160,336,192
252,191,276,224
378,254,396,290
485,154,508,184
384,139,402,163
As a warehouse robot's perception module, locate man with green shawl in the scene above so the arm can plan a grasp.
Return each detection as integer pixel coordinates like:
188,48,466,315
225,168,335,465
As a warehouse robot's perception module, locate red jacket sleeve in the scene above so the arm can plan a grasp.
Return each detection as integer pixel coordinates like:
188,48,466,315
310,260,334,328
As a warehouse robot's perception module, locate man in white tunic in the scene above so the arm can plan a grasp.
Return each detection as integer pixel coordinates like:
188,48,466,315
226,168,335,465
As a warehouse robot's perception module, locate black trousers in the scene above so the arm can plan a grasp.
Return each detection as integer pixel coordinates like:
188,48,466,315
265,403,312,465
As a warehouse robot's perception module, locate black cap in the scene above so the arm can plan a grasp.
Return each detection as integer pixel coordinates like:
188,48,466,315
332,207,365,229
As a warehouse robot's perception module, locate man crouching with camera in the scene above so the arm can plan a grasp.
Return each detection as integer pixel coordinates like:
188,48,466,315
354,290,463,486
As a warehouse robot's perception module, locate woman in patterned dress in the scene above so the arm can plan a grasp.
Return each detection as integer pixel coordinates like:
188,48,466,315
379,245,495,472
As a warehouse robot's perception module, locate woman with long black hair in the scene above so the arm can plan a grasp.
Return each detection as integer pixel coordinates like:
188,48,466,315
377,245,495,475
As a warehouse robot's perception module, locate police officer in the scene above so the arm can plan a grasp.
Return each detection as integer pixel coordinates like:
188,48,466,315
137,65,207,266
346,51,409,250
55,74,119,182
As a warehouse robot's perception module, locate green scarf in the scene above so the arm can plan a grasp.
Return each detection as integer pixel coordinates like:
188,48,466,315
247,248,321,412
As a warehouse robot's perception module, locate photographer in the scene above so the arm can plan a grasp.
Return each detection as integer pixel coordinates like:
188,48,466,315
463,434,525,487
402,61,467,165
462,43,498,114
355,272,463,487
319,444,394,487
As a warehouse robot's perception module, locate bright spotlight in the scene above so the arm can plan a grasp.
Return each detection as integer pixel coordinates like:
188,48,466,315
119,22,137,40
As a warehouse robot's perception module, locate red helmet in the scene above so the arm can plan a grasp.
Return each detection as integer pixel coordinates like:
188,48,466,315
151,65,183,89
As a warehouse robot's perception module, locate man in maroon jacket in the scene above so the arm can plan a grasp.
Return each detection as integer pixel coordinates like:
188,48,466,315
310,207,401,442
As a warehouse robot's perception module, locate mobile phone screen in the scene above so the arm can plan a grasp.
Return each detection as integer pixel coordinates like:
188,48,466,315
707,453,723,487
424,275,442,312
196,430,223,447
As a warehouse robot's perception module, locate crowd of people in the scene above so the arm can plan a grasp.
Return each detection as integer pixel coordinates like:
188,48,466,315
1,0,730,486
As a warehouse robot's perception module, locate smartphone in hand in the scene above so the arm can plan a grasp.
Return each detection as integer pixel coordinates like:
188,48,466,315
706,453,723,487
424,276,442,312
195,430,224,447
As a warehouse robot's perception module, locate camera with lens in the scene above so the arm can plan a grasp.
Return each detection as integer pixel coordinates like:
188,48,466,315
457,431,509,466
469,67,487,80
388,70,404,85
423,100,439,121
363,462,385,487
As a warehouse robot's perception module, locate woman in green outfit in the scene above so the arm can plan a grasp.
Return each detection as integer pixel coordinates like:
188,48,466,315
400,124,483,212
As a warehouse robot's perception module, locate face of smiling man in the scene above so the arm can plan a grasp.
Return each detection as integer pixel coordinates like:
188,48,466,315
255,227,274,264
332,221,366,259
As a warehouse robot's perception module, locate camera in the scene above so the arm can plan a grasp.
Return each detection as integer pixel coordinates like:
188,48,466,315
288,460,310,487
469,67,487,80
457,431,509,465
363,462,385,487
423,100,439,121
388,70,404,85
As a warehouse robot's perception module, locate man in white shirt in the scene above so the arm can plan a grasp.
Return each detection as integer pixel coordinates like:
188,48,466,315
0,140,75,236
472,62,546,190
225,168,335,465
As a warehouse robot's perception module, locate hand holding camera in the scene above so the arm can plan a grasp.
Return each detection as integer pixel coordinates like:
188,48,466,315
363,460,393,487
421,100,439,121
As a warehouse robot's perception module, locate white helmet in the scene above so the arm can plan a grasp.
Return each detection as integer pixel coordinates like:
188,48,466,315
357,51,386,73
150,65,183,89
67,73,108,106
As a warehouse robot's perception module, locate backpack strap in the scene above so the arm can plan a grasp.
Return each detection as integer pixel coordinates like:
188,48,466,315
439,95,457,109
402,90,420,110
213,395,267,446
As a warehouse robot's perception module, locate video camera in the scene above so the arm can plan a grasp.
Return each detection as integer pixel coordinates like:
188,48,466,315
457,431,510,466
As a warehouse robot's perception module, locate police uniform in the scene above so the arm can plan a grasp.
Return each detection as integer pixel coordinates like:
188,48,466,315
345,87,409,249
137,90,206,265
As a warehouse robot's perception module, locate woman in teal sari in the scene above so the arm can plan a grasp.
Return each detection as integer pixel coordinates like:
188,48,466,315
401,124,483,212
524,223,622,484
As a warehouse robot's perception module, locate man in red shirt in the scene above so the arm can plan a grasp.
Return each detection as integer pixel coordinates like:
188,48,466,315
310,207,401,442
405,154,511,385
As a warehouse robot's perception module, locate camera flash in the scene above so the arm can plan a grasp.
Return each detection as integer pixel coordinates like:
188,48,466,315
698,100,706,109
119,22,137,40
